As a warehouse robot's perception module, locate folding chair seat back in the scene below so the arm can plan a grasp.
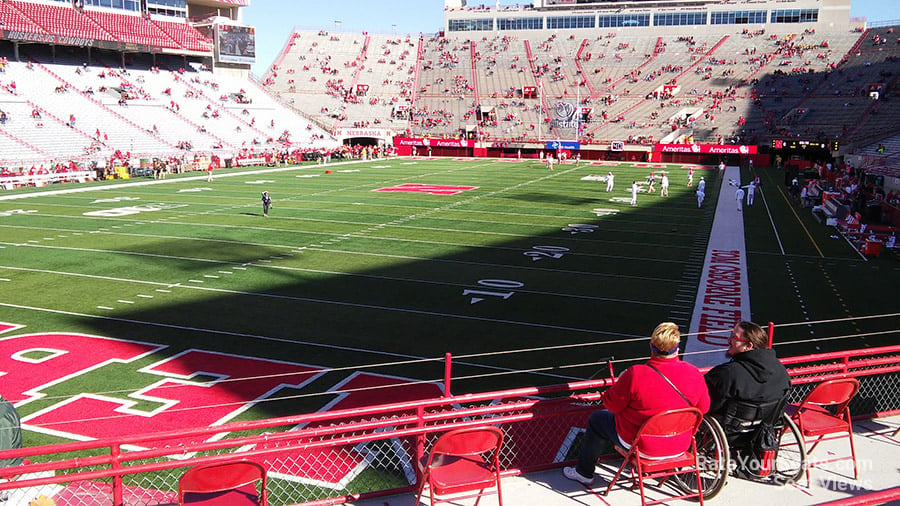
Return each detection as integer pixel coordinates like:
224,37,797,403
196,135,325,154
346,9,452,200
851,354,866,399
432,428,503,457
791,378,859,436
630,409,702,459
802,378,859,407
179,460,267,505
417,426,504,505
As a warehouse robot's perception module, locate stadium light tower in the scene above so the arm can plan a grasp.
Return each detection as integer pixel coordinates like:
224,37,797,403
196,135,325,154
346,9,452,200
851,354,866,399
335,20,342,31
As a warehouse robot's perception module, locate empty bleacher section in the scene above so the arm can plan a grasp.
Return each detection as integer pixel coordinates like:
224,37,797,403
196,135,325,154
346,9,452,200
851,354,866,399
151,18,213,52
82,10,177,48
0,0,47,34
8,0,110,41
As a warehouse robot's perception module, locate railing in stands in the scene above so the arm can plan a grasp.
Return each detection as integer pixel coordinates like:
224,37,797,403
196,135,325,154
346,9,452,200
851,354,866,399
524,39,554,139
469,41,480,109
0,336,895,505
0,126,48,161
574,39,596,98
408,37,425,118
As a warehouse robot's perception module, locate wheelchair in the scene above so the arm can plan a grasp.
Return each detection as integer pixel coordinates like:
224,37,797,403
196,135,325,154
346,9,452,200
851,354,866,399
671,398,807,499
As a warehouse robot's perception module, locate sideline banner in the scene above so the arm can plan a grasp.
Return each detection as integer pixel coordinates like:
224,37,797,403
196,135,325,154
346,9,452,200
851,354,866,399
393,137,474,148
654,143,757,155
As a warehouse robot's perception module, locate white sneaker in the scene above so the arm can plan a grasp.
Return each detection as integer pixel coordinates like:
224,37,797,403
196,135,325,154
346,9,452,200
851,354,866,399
563,466,594,485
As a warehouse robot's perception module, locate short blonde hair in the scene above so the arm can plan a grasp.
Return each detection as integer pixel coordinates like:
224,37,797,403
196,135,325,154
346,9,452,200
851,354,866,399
651,322,681,354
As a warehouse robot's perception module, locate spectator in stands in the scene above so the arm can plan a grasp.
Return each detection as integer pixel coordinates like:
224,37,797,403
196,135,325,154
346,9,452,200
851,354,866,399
705,321,790,416
563,322,710,485
0,111,7,125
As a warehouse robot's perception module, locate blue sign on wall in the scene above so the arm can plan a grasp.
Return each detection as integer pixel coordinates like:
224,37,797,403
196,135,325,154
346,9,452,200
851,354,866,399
546,141,580,151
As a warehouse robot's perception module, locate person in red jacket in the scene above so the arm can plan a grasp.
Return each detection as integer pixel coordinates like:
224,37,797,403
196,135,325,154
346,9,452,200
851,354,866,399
564,322,711,485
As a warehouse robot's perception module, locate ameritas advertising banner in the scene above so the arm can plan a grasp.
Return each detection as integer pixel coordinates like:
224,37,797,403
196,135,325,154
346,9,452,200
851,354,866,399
654,143,758,155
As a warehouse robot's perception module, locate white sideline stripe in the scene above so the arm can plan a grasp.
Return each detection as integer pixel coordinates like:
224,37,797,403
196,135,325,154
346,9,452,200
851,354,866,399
685,165,750,368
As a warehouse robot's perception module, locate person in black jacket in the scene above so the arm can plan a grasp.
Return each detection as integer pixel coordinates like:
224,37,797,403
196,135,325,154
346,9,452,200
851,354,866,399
705,321,791,416
705,321,792,478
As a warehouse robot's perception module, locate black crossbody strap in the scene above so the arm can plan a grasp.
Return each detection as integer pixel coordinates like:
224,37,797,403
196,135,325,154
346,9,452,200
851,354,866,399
645,362,691,406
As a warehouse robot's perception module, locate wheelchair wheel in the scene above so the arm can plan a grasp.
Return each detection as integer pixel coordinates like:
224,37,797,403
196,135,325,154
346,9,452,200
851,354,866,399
772,413,806,485
673,415,729,499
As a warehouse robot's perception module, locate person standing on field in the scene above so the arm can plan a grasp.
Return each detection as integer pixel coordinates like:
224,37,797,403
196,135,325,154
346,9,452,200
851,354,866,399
606,172,615,192
261,191,272,217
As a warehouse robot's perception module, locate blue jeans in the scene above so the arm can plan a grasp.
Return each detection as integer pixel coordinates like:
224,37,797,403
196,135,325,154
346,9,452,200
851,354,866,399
576,410,618,479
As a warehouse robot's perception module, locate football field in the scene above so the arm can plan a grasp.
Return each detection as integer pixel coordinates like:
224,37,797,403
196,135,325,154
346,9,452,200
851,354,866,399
0,158,721,444
0,157,896,449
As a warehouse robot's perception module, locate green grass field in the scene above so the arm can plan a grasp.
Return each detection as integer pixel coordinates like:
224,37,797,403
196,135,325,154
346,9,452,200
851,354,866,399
0,157,897,449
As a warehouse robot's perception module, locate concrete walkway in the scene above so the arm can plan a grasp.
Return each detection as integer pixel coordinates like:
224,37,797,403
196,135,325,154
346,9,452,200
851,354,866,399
352,415,900,505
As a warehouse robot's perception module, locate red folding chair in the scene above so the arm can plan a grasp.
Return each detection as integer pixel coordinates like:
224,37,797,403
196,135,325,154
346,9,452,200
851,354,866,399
178,459,267,505
416,426,504,506
787,377,860,486
603,407,705,506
